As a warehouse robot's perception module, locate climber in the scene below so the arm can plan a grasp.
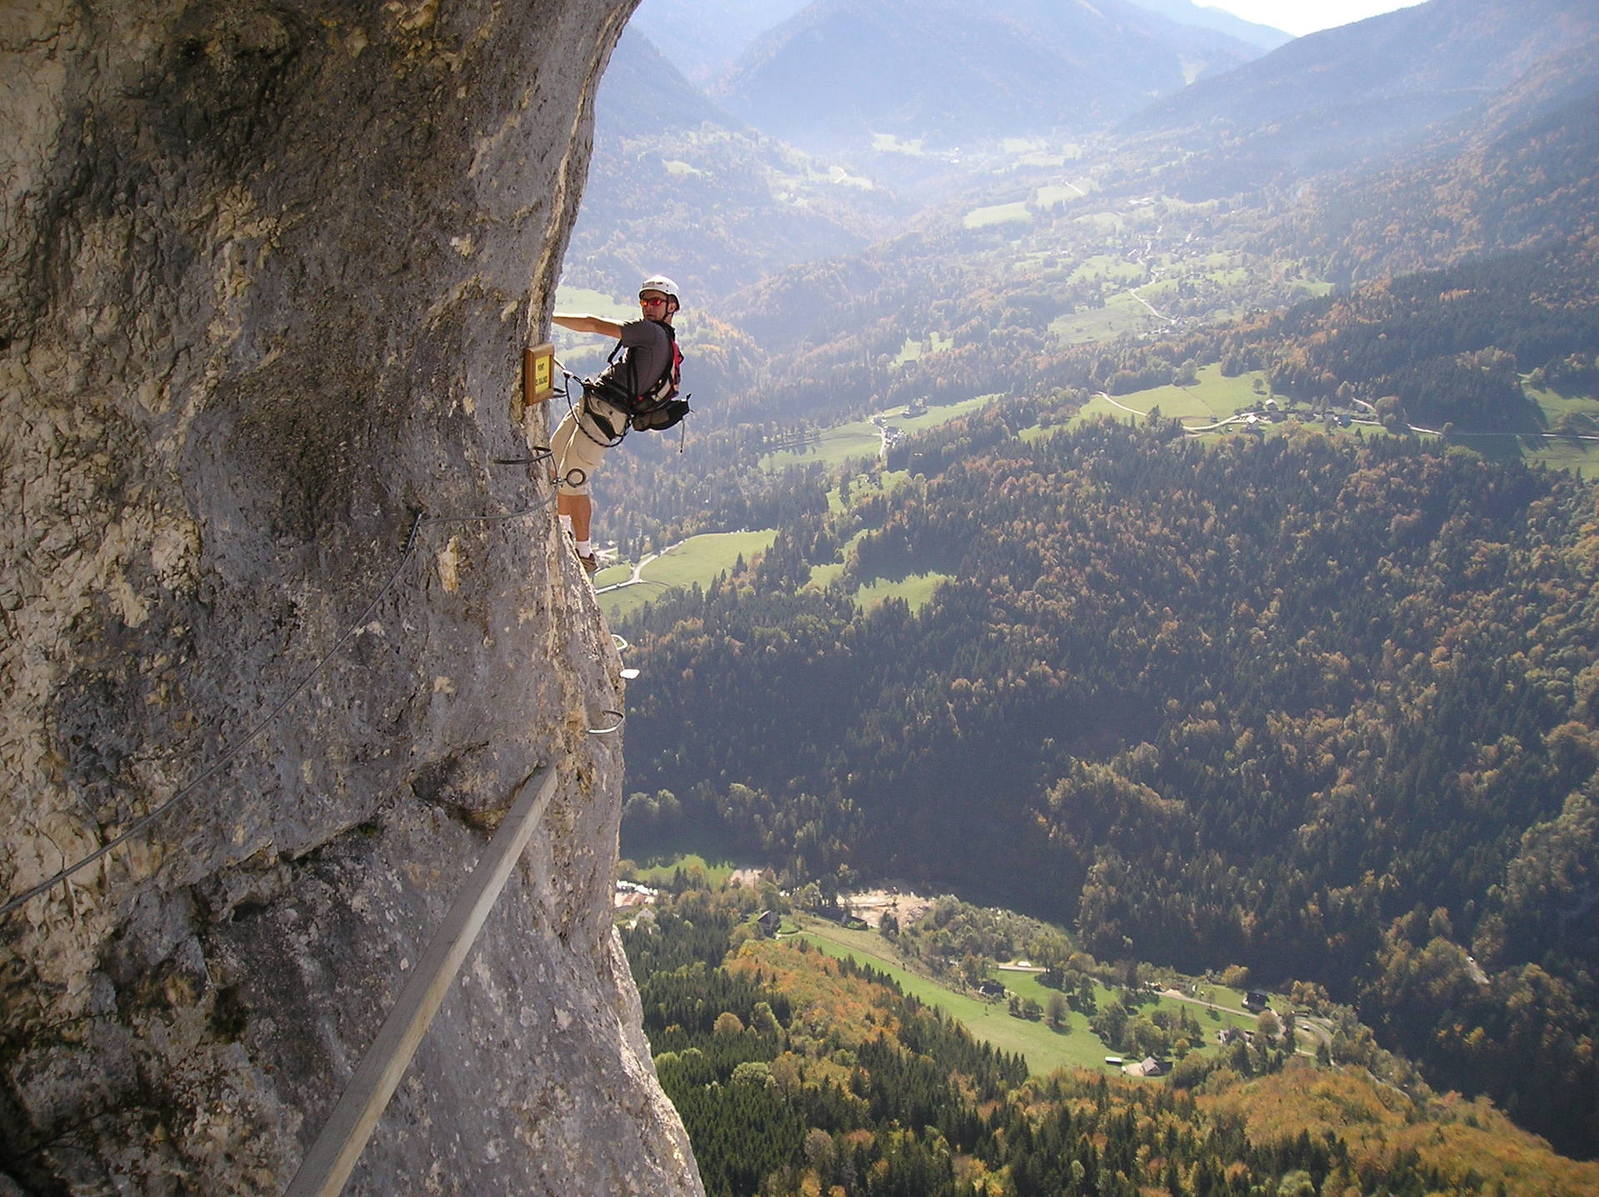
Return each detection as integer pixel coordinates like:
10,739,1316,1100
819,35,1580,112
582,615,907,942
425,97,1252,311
549,274,686,575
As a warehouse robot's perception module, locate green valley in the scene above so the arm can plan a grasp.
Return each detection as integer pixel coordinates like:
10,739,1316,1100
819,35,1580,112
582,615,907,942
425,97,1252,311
571,0,1599,1178
619,876,1599,1197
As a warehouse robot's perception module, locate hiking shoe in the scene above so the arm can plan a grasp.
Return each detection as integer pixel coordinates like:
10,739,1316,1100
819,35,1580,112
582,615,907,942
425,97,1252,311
577,553,599,576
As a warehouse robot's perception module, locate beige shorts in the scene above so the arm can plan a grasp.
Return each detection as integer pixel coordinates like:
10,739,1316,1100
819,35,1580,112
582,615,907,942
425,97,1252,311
550,396,628,495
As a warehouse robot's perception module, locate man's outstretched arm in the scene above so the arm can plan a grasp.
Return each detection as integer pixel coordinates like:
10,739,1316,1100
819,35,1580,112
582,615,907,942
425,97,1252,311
552,312,624,338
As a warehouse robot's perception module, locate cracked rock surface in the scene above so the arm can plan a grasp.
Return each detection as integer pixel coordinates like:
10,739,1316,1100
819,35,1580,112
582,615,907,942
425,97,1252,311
1,1,700,1191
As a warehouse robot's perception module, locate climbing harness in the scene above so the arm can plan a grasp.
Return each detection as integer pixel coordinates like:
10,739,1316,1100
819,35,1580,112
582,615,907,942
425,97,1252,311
562,369,630,449
555,324,691,454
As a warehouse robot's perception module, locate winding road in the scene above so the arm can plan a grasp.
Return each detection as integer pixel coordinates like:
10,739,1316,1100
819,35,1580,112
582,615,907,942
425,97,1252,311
593,541,690,595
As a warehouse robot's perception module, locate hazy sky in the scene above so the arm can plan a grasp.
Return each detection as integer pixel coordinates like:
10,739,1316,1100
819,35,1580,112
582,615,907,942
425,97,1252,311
1207,0,1427,36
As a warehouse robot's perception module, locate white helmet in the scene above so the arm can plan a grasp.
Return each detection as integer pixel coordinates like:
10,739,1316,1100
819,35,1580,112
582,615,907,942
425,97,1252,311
639,275,680,308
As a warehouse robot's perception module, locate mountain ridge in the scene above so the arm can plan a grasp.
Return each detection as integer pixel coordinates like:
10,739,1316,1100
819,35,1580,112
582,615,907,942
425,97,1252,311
563,27,906,305
1125,0,1599,181
714,0,1264,153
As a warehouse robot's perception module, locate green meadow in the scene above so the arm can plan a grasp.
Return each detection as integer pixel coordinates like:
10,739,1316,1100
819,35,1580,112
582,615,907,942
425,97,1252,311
1053,366,1599,477
1034,182,1087,207
623,853,742,889
799,918,1286,1079
759,418,882,472
851,571,951,614
799,922,1107,1076
1067,254,1146,285
598,529,779,622
964,201,1033,229
1066,364,1277,428
1049,290,1164,343
891,332,955,366
758,395,993,473
551,285,634,320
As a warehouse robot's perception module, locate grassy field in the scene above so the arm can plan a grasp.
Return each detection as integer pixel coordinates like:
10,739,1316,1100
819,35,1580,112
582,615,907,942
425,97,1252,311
825,472,916,515
1049,290,1166,343
999,138,1084,168
801,511,950,612
759,395,994,473
870,133,931,156
852,571,952,613
601,580,672,623
761,418,883,472
598,529,778,621
799,918,1283,1079
1524,437,1599,476
1513,381,1599,476
1065,365,1276,429
1086,370,1599,474
799,923,1109,1075
964,201,1032,229
1526,381,1599,423
891,332,955,366
645,530,778,586
1447,428,1599,477
1067,254,1146,285
1071,211,1129,236
625,852,744,888
592,560,632,588
1035,182,1087,207
552,285,634,320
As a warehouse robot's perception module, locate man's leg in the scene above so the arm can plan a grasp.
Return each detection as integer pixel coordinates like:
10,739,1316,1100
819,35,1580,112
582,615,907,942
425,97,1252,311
550,405,604,574
559,492,593,549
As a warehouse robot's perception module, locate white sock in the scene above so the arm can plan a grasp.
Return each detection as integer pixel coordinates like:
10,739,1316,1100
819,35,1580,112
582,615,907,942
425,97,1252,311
576,539,592,557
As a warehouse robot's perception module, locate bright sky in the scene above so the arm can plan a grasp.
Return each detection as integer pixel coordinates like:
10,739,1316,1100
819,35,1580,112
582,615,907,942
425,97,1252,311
1206,0,1427,37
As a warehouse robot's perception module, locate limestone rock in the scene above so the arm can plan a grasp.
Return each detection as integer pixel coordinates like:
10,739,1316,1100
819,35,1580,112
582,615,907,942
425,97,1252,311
0,0,701,1191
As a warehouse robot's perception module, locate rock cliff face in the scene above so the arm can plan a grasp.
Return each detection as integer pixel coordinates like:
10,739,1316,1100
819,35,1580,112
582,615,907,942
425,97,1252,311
0,1,701,1192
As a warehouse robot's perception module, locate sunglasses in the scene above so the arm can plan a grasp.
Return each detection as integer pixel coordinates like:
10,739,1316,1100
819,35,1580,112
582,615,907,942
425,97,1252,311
639,295,670,306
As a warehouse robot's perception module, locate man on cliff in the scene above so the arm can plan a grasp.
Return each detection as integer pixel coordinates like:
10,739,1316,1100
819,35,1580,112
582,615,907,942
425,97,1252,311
549,275,686,575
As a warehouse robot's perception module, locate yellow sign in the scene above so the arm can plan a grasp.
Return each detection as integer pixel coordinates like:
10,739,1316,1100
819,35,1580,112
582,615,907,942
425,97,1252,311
523,343,555,405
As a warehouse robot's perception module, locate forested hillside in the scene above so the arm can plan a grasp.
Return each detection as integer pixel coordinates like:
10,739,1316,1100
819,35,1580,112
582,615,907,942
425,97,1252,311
1210,245,1599,429
621,882,1599,1195
1265,38,1599,283
618,420,1599,1154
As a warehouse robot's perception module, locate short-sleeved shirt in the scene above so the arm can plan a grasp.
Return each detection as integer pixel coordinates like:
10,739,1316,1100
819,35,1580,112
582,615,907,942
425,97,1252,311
595,318,673,402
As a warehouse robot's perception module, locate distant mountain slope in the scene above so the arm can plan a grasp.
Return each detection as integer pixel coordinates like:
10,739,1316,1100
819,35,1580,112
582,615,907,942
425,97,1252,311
1279,36,1599,281
715,0,1263,153
1127,0,1599,182
1127,0,1292,50
626,0,812,86
563,29,904,305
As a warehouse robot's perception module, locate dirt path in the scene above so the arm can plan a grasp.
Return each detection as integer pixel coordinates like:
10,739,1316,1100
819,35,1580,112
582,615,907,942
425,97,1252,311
594,542,681,594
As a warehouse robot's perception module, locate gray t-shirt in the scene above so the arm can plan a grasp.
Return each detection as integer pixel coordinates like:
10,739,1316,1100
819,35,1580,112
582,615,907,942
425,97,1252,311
596,318,672,402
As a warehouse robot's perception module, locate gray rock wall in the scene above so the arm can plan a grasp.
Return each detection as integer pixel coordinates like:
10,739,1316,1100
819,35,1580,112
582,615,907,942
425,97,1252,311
0,0,701,1192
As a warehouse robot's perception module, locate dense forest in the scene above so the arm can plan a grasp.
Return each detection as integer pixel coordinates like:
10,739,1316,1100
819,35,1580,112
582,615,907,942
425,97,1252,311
617,420,1599,1155
620,883,1599,1196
